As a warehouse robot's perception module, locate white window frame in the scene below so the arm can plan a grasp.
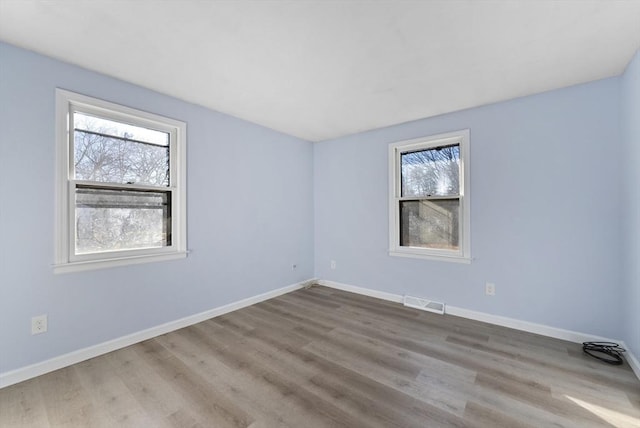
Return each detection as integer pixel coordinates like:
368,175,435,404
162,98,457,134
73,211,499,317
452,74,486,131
388,129,470,263
54,89,187,273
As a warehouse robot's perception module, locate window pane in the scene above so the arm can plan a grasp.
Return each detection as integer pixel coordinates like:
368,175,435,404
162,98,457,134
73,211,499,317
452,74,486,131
75,187,171,254
73,113,170,187
74,112,169,146
401,144,459,197
399,199,459,250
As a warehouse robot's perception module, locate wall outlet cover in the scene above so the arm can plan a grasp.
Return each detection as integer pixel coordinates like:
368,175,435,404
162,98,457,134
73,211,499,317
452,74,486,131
485,282,496,296
31,314,48,335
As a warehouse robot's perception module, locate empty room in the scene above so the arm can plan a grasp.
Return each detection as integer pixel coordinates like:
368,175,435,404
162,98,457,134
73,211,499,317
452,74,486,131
1,0,639,427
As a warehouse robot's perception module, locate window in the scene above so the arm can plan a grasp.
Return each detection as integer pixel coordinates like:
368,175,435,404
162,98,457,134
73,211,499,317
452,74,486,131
388,129,470,263
55,89,186,273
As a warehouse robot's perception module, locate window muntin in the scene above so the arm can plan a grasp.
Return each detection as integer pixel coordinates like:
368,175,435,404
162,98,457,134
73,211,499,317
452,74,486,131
389,130,470,262
73,112,170,187
55,89,186,273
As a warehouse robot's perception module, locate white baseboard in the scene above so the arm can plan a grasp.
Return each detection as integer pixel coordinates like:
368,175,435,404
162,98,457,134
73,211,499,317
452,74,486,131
317,279,640,381
622,342,640,380
0,278,315,389
4,277,638,388
443,305,616,344
316,279,404,303
317,279,614,343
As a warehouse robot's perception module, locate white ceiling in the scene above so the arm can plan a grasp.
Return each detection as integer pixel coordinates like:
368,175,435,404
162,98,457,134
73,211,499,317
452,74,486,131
1,1,639,142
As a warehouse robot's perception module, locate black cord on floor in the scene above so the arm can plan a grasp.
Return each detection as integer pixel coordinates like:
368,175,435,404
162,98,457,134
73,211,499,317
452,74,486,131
582,342,625,365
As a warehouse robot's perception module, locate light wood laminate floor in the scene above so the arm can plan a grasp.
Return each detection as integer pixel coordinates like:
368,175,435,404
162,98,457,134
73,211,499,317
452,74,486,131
1,285,639,427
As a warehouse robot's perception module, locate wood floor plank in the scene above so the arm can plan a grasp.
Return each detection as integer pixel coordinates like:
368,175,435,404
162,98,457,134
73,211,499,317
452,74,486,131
105,346,203,428
333,299,489,343
38,366,110,427
449,334,640,393
133,340,255,428
474,371,612,427
304,330,472,417
2,284,639,428
74,357,157,427
463,401,537,428
164,409,205,428
186,324,374,428
305,361,465,428
0,378,49,427
154,329,301,428
213,309,467,427
277,291,449,344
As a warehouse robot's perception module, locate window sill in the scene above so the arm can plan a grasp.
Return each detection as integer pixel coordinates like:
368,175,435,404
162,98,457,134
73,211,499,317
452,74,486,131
388,250,471,264
53,251,188,274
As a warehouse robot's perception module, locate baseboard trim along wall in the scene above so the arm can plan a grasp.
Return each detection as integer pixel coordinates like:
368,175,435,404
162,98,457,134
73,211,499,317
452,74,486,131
0,279,315,389
3,277,638,388
624,344,640,381
316,279,640,381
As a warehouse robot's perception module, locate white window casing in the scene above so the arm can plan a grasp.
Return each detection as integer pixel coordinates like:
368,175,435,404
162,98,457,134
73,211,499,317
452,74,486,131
388,129,470,263
54,89,187,273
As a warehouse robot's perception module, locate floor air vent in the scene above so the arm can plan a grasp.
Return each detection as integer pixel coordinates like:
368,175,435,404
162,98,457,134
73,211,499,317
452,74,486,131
403,295,445,314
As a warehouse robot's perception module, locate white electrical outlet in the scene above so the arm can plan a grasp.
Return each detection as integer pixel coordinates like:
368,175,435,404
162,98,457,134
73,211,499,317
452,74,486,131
31,314,48,335
330,260,336,269
485,282,496,296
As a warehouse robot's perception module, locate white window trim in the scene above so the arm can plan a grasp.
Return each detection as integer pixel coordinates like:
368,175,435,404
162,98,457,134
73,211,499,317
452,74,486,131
54,89,187,273
388,129,471,263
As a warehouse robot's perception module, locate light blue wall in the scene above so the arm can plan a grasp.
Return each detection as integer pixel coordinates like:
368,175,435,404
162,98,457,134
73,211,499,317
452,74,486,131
0,42,314,373
314,77,624,339
621,49,640,359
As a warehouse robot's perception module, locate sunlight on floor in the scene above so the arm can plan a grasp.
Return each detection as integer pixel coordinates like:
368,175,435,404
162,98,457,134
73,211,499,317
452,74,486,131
565,395,640,428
